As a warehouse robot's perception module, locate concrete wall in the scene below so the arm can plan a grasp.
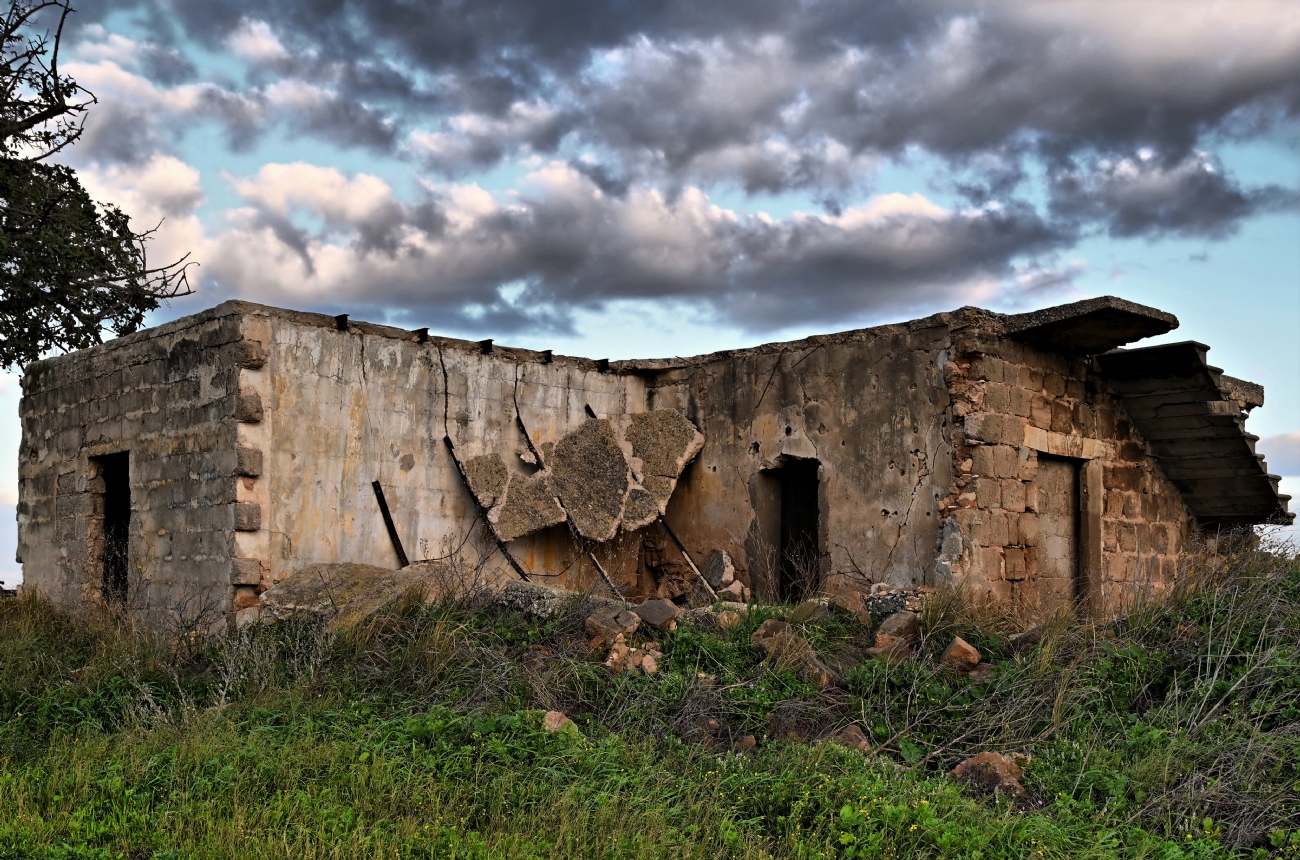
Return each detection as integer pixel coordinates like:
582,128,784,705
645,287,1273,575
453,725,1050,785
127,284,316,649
940,321,1194,613
238,306,650,605
646,315,957,597
17,305,254,620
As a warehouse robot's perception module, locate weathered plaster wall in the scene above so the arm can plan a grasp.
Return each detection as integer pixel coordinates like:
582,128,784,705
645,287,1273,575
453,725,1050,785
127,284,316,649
641,316,957,597
941,322,1194,613
17,305,253,617
239,307,652,604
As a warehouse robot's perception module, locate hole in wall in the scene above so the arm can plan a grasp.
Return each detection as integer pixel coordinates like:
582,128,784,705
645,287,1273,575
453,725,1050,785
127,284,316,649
93,452,130,604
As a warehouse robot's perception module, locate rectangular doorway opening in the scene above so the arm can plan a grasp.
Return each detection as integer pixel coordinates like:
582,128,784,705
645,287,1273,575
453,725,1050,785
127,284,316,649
776,457,820,602
94,452,131,604
1035,454,1079,614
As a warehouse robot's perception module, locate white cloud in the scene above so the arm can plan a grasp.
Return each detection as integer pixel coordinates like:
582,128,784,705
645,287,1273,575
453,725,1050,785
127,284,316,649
227,19,291,65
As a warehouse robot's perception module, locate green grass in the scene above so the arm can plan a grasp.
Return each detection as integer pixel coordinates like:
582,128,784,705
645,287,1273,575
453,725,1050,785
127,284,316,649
1,542,1297,859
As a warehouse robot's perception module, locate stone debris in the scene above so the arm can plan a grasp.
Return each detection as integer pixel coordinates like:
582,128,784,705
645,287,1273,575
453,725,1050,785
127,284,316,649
941,636,982,672
541,710,573,733
701,550,736,589
828,591,873,624
604,634,630,669
967,663,994,684
603,635,664,675
715,610,742,631
633,597,682,632
832,724,871,752
461,454,510,509
950,752,1029,803
734,734,758,754
749,618,841,689
520,643,553,673
865,633,912,663
1009,625,1043,652
716,580,750,602
876,610,920,641
619,484,662,531
585,605,642,645
455,409,707,546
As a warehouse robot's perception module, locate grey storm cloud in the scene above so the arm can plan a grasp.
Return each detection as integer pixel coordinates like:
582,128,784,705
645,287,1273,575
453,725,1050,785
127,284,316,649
208,162,1065,334
52,0,1300,333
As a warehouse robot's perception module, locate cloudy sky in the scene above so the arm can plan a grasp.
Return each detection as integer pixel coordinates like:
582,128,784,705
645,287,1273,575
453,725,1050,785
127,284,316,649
4,0,1300,582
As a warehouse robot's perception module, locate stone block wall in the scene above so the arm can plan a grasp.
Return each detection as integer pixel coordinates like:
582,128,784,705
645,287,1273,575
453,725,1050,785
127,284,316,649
17,305,256,621
939,324,1194,613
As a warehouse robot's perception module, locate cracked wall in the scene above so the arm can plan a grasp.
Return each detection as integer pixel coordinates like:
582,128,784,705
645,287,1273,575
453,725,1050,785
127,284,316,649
644,318,957,598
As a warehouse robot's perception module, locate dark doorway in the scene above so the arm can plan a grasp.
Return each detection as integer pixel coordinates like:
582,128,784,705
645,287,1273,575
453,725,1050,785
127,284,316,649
776,458,820,601
95,452,131,604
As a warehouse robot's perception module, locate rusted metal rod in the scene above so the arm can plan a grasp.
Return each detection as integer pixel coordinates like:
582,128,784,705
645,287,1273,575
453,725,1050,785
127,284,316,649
371,480,410,568
658,515,719,602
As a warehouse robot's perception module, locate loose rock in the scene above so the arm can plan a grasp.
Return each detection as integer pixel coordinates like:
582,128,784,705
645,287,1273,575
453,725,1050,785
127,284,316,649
634,597,682,632
865,633,911,662
715,610,742,631
734,734,757,753
950,752,1029,803
876,610,920,641
941,636,982,672
701,549,736,589
586,605,642,644
717,580,749,601
604,634,630,671
542,710,572,733
1009,625,1043,652
832,724,870,752
750,618,841,689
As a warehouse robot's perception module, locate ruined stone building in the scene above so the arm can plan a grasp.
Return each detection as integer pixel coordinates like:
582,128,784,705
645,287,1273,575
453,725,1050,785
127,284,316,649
15,296,1292,625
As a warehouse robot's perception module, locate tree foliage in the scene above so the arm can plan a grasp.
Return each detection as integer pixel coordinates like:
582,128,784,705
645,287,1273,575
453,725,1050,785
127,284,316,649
0,0,192,369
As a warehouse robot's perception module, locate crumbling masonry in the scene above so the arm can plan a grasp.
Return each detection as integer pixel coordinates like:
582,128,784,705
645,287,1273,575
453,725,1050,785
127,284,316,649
15,296,1291,626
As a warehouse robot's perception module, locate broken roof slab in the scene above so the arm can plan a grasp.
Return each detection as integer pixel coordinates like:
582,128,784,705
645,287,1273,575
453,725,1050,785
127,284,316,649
1002,296,1178,355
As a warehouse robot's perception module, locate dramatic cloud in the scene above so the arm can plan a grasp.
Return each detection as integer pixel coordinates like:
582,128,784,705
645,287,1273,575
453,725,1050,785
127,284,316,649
48,0,1300,331
181,161,1062,333
1047,151,1300,239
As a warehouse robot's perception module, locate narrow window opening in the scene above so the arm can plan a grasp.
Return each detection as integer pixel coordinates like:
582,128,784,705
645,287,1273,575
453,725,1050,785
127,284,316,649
776,457,820,602
95,452,131,604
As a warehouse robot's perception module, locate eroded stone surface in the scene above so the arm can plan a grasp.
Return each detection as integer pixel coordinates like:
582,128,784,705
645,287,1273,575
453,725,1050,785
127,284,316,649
620,484,661,531
494,471,567,541
550,419,632,541
462,454,510,511
624,409,705,513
